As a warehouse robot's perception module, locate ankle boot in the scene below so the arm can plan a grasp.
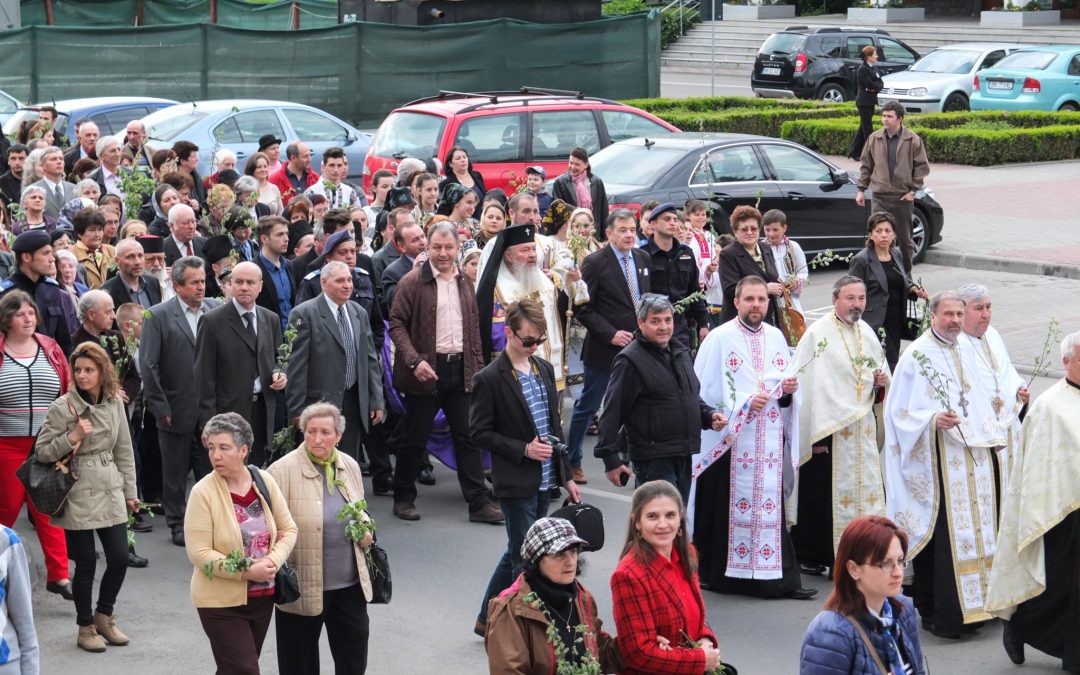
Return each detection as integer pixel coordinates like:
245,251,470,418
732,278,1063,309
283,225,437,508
77,625,107,652
93,612,129,646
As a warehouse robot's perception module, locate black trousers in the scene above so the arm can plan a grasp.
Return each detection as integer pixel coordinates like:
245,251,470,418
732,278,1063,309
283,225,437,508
160,428,210,533
849,104,875,159
392,357,490,510
66,523,128,626
251,393,269,467
339,386,363,461
791,447,835,568
275,583,369,675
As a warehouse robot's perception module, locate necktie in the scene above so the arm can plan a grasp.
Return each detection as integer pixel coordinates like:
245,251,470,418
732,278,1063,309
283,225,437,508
337,305,357,389
621,252,639,305
54,184,63,205
244,311,257,347
186,241,193,257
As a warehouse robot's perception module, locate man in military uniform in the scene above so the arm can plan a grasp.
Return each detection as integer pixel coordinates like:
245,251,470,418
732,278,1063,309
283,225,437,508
0,230,74,355
642,202,709,349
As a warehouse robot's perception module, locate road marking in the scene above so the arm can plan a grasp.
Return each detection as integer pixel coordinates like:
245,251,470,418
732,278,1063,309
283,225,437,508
577,485,633,504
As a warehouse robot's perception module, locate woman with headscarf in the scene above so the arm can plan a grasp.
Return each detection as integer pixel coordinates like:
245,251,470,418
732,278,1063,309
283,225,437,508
540,199,573,241
436,182,480,235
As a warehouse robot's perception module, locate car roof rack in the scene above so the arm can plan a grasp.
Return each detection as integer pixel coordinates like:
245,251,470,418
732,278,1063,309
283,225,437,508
783,25,891,35
402,87,620,112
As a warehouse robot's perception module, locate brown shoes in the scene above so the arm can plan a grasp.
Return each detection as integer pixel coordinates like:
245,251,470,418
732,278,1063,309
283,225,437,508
393,502,421,521
474,619,487,638
572,468,588,485
469,502,504,525
77,625,107,653
94,612,129,646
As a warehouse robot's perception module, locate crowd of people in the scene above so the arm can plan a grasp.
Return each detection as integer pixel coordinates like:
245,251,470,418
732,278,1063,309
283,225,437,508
0,101,1075,675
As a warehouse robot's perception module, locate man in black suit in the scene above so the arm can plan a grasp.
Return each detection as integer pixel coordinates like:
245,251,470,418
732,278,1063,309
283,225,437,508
470,298,581,633
642,202,708,349
63,120,99,175
88,136,131,199
163,204,206,266
102,239,163,313
195,261,284,467
253,215,295,334
0,143,27,206
139,257,223,546
564,209,651,484
381,216,425,313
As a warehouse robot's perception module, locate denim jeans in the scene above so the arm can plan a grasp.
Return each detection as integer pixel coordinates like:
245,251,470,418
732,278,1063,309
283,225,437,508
633,455,691,505
477,491,551,623
566,365,611,468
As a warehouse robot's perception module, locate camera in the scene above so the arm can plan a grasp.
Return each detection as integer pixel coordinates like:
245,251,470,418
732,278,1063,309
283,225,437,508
545,435,569,457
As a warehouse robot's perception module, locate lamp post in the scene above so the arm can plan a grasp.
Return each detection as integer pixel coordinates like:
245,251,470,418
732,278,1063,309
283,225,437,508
710,0,717,96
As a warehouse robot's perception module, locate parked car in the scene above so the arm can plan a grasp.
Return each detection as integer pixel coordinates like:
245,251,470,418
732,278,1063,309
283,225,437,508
2,96,178,143
363,88,680,195
971,46,1080,112
0,89,20,127
591,133,944,262
138,100,372,180
880,43,1031,113
752,26,920,103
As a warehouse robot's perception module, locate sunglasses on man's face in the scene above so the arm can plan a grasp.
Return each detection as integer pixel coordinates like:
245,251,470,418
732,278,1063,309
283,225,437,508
514,331,548,348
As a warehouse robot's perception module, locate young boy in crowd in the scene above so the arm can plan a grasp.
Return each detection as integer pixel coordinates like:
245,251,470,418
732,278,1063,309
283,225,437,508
762,209,808,312
524,165,553,218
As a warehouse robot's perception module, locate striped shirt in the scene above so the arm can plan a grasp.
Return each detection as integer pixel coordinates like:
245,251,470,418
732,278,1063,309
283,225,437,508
516,365,554,491
0,347,62,437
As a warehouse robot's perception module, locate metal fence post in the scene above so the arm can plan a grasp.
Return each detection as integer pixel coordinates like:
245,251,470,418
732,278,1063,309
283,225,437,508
29,26,38,103
710,0,716,96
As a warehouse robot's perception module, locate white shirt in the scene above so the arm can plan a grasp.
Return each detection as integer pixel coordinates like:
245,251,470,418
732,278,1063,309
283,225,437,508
102,166,123,197
182,301,204,338
172,234,194,257
233,299,261,394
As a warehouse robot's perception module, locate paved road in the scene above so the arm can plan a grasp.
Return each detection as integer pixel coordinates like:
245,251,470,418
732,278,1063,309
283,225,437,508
20,259,1077,674
661,69,754,99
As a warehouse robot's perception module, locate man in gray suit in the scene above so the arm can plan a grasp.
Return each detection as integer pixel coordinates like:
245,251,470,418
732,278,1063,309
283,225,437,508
138,256,223,547
31,146,76,219
286,260,385,461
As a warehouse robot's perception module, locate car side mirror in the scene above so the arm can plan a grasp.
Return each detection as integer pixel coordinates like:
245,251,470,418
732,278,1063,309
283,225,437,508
831,168,849,184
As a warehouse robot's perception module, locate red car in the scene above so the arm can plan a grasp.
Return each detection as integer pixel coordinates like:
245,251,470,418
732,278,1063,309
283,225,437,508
363,88,680,196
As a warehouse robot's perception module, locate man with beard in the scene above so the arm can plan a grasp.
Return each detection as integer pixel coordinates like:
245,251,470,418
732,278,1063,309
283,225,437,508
790,276,889,577
103,239,163,312
136,235,174,301
691,275,811,599
884,290,1000,638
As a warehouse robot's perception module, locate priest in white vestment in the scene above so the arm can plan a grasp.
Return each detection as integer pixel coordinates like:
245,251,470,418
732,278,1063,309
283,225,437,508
986,332,1080,671
791,276,889,575
884,291,1000,637
691,276,813,599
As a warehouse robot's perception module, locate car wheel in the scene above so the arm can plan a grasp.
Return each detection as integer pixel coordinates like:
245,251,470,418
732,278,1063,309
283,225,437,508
912,207,929,263
817,83,847,104
1058,101,1079,112
942,92,969,113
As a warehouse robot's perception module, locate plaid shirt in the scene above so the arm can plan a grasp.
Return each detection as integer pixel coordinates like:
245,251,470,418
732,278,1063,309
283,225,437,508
610,549,717,675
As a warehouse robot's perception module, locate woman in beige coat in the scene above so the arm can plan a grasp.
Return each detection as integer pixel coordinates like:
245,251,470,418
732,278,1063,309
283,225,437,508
268,402,374,675
35,342,138,653
185,412,297,675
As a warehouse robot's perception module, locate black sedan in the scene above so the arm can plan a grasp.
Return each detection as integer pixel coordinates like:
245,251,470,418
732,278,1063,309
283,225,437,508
590,133,943,261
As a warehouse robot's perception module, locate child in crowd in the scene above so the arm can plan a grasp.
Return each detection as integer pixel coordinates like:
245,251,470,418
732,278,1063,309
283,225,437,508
762,209,808,312
524,165,553,218
638,199,660,247
674,210,695,246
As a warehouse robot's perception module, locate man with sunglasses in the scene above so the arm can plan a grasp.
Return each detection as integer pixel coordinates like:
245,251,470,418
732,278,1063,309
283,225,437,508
470,298,581,638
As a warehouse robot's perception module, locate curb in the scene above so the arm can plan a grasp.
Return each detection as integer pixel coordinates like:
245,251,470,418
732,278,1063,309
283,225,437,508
924,250,1080,281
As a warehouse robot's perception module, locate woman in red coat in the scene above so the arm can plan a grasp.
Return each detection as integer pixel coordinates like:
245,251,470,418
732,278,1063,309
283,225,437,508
611,480,722,674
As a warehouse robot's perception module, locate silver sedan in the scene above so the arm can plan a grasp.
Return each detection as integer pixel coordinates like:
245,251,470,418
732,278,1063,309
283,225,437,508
879,43,1031,113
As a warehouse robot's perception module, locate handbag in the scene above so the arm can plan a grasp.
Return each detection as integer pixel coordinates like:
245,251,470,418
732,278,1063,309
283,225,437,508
367,538,392,604
778,287,806,346
246,466,301,605
901,297,926,342
15,395,82,517
551,499,605,552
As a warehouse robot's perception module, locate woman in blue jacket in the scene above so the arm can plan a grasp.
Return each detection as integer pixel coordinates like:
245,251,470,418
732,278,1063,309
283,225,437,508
800,516,926,675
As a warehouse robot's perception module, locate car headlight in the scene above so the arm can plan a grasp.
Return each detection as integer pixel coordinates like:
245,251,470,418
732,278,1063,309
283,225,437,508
909,88,928,98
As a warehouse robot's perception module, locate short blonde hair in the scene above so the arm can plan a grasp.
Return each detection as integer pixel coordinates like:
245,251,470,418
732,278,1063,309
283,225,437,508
299,402,346,436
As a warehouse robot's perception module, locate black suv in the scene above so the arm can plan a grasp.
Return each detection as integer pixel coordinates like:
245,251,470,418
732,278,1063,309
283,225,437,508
751,26,920,103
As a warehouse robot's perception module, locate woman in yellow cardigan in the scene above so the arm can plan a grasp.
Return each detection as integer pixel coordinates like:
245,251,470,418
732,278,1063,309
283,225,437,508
185,412,297,675
268,402,374,675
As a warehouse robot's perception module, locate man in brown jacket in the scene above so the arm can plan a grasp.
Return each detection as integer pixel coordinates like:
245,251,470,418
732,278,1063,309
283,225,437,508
856,100,930,273
388,221,502,524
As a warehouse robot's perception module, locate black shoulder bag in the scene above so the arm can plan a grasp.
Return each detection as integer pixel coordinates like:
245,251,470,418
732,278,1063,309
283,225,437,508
247,466,301,605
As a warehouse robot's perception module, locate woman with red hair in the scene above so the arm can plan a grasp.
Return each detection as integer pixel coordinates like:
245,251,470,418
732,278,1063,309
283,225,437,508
800,516,926,674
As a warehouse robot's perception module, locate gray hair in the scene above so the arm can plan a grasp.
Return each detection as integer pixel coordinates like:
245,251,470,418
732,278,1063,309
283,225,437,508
234,175,259,195
1062,331,1080,362
395,158,425,185
956,283,989,304
77,289,112,322
168,203,195,226
40,146,63,164
214,148,237,166
171,256,205,286
606,208,637,230
312,222,325,242
299,402,346,436
55,249,78,267
426,220,458,242
20,184,46,205
929,290,966,314
320,259,350,281
75,178,100,197
635,294,673,321
201,412,254,453
21,148,47,190
832,275,866,300
95,135,121,159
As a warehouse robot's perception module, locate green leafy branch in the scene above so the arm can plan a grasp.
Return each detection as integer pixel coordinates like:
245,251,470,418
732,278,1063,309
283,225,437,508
807,249,853,271
202,549,253,580
674,291,706,315
125,501,155,549
337,499,379,573
119,147,156,219
795,338,828,375
270,427,297,464
275,319,301,374
910,350,952,413
680,630,733,675
1027,316,1062,388
524,591,602,675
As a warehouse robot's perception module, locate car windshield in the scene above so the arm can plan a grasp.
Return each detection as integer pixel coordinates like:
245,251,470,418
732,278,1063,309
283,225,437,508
993,51,1057,71
589,143,686,188
142,106,208,142
371,112,445,159
910,49,980,74
760,33,804,55
2,108,71,137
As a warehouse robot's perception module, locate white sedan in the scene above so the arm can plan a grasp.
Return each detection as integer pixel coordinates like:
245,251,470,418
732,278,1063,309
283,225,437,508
879,43,1031,113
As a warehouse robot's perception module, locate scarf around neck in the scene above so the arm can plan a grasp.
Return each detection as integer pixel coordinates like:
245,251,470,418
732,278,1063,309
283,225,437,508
306,447,340,495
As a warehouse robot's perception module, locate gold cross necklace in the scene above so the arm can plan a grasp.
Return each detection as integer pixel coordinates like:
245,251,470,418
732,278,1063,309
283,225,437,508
834,314,867,400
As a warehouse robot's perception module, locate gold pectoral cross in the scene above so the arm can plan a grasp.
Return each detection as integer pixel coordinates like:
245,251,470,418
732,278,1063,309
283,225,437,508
855,380,865,400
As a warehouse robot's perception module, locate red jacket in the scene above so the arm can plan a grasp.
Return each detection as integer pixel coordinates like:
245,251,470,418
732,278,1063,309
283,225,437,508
268,165,320,207
0,332,71,394
610,549,718,675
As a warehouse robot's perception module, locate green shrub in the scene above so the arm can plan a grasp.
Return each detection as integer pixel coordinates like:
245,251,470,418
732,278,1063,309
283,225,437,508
623,96,856,114
602,0,700,49
662,107,855,137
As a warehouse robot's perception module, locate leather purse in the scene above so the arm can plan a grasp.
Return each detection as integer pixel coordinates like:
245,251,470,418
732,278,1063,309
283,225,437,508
901,297,925,342
367,538,392,605
779,287,806,346
16,395,82,517
246,466,301,605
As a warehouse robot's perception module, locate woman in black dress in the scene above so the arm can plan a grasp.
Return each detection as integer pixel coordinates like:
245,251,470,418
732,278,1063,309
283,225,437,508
848,45,885,160
717,204,783,327
847,212,928,370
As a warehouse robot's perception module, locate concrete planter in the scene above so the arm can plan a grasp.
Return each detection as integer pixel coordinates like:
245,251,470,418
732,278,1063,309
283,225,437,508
847,7,925,22
722,3,796,19
980,9,1061,25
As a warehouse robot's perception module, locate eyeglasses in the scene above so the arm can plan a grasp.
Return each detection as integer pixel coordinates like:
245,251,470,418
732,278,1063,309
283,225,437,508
866,559,907,574
513,331,547,348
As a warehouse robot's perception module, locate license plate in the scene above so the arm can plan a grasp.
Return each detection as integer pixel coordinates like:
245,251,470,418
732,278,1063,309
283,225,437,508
879,98,897,105
987,80,1013,90
761,66,782,76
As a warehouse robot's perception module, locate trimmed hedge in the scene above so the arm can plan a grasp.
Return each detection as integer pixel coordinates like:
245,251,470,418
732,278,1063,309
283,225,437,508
623,96,856,114
622,97,859,138
780,114,1080,165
